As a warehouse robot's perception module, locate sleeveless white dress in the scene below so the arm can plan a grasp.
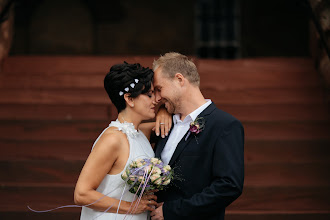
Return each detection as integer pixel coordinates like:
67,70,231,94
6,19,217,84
80,120,155,220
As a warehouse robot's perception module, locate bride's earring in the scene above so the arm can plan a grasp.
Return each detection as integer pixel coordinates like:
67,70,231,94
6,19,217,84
131,104,134,108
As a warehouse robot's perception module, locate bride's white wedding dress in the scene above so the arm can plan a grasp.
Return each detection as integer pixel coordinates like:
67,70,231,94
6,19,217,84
80,120,155,220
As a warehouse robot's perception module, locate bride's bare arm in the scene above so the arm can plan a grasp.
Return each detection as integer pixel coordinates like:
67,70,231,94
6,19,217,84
139,106,172,140
74,131,157,214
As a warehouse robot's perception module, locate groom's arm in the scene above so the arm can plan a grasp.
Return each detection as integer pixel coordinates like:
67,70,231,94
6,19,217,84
163,120,245,219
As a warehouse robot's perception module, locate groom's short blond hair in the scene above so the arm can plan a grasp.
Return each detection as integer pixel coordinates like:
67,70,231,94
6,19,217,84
153,52,200,87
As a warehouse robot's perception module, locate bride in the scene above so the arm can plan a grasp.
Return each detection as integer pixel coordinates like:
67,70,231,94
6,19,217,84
74,62,170,219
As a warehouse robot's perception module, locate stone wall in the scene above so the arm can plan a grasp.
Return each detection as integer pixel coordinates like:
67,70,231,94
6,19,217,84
11,0,195,55
10,0,309,57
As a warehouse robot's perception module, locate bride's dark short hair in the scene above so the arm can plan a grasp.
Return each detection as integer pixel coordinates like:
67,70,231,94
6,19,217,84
104,62,154,113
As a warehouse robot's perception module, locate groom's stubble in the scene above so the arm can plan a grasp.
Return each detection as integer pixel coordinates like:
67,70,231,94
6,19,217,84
165,88,182,115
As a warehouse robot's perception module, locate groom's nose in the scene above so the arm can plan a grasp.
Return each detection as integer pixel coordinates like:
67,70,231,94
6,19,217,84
155,90,162,103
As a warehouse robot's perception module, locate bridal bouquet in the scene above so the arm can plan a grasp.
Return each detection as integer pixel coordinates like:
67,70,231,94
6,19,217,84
121,157,173,195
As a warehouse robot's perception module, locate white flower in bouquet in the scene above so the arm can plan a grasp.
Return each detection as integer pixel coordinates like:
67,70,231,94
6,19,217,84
136,162,144,168
163,165,171,172
154,178,162,185
121,157,175,195
150,174,161,183
122,170,128,179
150,158,161,165
138,176,145,184
144,164,152,172
151,166,162,175
163,178,171,185
135,158,143,164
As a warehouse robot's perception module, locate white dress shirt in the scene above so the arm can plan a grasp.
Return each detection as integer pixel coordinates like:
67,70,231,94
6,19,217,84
161,99,212,164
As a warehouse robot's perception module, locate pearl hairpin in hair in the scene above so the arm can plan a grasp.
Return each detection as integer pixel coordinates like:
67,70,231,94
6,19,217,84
119,79,139,96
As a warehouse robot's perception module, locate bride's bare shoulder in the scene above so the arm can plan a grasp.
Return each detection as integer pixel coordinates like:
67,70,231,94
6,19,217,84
93,127,128,152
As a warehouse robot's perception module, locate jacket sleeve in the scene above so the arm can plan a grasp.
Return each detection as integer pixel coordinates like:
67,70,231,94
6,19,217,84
162,120,245,219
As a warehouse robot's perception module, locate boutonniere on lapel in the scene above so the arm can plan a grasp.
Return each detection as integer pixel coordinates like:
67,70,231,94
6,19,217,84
185,117,205,143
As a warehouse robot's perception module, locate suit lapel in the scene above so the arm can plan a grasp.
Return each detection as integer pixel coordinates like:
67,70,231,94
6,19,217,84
168,129,193,166
168,103,217,166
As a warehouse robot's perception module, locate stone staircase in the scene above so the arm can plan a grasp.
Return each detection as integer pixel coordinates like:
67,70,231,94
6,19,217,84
0,56,329,219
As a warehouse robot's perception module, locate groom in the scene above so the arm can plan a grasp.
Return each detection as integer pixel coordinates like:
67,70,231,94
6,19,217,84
150,52,244,220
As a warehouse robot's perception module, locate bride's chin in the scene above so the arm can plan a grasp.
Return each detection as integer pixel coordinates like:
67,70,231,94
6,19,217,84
149,113,156,119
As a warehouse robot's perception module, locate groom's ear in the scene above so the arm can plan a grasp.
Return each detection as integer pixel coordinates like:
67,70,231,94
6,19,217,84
174,73,185,86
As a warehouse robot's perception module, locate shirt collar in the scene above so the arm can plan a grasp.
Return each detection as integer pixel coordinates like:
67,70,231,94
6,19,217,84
172,99,212,125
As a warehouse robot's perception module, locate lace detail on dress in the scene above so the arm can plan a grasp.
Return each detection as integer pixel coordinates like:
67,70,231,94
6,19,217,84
110,119,139,138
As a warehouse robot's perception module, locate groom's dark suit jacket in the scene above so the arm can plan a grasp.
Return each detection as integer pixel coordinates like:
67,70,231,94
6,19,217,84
155,103,244,220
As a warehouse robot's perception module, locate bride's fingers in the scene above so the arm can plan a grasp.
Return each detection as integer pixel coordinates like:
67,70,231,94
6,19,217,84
144,200,157,211
142,194,157,201
163,116,169,137
159,116,165,138
155,116,161,136
145,189,158,194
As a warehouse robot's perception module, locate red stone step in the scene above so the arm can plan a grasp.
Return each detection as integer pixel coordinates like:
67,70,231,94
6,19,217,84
1,160,329,187
0,59,320,89
219,104,329,122
243,121,330,141
1,103,327,122
0,121,107,141
0,160,83,184
2,56,156,74
0,185,76,212
0,212,80,220
0,139,328,163
2,71,319,89
203,87,325,105
0,140,92,160
1,211,329,220
0,87,325,104
0,88,108,104
226,211,330,220
229,186,330,211
198,59,319,89
0,120,328,141
3,56,314,76
197,57,315,76
0,73,105,89
244,140,330,163
1,185,328,212
245,163,330,187
0,104,114,121
1,140,329,163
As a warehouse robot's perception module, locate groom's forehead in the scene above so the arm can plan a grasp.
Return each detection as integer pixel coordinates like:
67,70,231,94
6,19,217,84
153,68,164,85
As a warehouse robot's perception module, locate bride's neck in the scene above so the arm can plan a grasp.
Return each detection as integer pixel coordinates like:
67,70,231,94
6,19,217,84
117,110,141,130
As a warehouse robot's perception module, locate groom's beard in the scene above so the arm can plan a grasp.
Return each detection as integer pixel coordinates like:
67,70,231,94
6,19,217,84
164,101,175,114
164,97,180,115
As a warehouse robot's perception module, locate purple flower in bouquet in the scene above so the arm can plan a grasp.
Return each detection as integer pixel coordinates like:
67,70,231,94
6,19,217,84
121,158,174,196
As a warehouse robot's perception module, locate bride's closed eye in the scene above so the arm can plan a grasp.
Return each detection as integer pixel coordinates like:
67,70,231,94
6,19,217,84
146,91,154,98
